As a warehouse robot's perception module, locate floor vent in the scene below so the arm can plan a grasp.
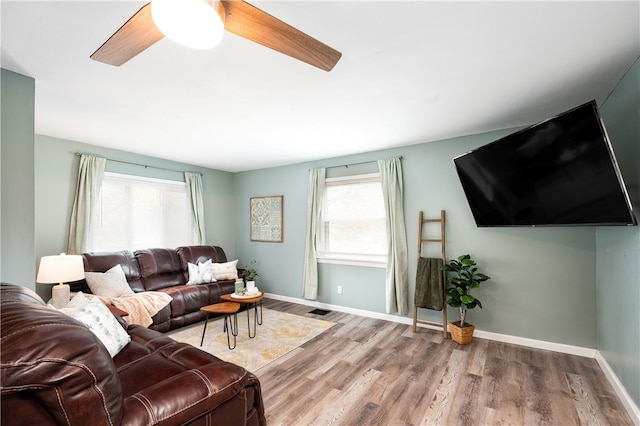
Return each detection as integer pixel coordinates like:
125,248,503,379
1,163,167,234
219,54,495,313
308,308,331,316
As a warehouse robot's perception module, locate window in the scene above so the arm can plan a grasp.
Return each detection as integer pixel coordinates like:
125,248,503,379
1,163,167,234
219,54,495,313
317,173,387,267
90,172,197,251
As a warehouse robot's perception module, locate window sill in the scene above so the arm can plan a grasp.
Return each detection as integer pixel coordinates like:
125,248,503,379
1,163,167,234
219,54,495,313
317,255,387,269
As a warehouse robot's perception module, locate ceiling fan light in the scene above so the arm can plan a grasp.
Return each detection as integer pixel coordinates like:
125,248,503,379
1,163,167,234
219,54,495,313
151,0,225,50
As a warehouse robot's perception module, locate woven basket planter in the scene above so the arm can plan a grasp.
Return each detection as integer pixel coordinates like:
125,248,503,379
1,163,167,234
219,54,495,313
449,322,475,345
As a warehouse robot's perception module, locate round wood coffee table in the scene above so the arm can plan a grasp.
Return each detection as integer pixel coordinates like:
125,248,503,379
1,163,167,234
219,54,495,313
200,302,241,349
220,291,264,338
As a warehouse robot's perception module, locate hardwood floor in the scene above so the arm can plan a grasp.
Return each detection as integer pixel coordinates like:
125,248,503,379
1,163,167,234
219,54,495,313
256,298,633,425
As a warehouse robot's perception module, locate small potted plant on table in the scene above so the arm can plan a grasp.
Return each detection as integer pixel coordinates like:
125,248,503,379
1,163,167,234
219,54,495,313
244,261,259,291
442,254,490,344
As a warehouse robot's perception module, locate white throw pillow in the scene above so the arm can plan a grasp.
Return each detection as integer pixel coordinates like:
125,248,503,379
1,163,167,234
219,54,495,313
211,259,239,280
187,259,215,285
85,264,134,302
48,290,89,310
60,300,131,357
65,291,91,309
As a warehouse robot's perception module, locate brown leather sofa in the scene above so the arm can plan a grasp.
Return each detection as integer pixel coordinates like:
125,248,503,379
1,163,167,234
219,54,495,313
72,245,243,332
0,283,266,425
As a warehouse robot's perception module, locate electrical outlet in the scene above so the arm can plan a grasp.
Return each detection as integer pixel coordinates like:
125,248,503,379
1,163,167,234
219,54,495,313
337,285,343,294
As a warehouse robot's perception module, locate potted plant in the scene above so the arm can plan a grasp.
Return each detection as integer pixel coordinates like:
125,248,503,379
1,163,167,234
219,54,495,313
442,254,490,344
244,261,259,290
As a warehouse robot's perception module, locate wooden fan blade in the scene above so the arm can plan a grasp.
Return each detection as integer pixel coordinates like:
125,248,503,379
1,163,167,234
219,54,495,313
221,1,341,72
90,3,165,66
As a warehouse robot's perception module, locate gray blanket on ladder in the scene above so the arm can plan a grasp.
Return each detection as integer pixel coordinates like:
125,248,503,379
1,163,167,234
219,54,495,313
414,257,444,311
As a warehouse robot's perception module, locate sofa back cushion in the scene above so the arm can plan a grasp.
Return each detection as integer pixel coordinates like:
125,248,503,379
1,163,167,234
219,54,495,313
76,250,144,293
0,283,123,425
135,248,185,291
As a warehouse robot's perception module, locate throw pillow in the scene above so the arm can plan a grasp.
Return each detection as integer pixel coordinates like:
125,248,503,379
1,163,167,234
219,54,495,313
47,290,89,310
65,291,91,309
60,300,131,357
211,259,239,280
85,264,134,302
187,259,215,285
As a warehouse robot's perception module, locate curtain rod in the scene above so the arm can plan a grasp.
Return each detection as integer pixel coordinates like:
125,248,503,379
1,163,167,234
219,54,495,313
73,152,202,176
326,156,403,169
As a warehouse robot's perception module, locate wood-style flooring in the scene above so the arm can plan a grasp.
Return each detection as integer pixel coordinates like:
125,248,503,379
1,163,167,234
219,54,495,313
255,298,633,426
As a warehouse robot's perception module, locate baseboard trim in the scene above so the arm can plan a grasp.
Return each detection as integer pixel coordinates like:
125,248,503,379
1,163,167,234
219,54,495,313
264,292,639,423
596,351,640,425
472,329,596,358
264,293,595,357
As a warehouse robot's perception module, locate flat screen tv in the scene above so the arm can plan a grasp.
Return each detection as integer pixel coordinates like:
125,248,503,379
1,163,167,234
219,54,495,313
453,100,637,227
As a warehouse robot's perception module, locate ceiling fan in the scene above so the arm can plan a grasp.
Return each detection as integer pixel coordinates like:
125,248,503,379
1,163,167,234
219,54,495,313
90,0,342,71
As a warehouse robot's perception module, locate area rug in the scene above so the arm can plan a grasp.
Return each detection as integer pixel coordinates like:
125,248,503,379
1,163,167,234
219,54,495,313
167,308,335,373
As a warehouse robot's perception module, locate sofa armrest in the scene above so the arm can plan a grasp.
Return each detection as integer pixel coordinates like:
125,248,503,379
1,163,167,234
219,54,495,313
120,346,260,425
1,286,123,426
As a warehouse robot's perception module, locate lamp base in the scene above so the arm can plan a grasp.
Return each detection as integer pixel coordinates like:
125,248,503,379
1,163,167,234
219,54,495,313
51,284,70,308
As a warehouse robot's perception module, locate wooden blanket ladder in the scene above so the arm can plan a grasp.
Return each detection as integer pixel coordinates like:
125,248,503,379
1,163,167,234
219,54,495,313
413,210,448,338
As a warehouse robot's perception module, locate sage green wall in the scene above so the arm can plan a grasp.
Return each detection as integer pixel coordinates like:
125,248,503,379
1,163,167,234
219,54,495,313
233,129,600,348
34,135,236,299
1,69,36,288
597,56,640,408
34,135,237,256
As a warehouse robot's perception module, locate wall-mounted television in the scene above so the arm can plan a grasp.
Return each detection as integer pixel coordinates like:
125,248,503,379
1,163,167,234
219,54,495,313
453,100,637,227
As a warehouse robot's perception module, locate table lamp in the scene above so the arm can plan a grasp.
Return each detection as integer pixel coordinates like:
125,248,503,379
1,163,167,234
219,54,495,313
36,253,85,308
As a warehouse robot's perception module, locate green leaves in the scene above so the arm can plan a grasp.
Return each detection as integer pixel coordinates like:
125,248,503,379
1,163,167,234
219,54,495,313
460,294,475,304
442,254,490,320
446,297,461,308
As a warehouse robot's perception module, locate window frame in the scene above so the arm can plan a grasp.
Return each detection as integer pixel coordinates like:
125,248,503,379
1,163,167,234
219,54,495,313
89,172,197,252
316,172,388,268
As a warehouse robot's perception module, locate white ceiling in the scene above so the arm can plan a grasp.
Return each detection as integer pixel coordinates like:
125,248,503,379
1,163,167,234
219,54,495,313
2,1,639,172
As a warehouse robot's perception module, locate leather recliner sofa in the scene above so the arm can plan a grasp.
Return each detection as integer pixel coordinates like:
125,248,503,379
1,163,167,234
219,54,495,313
71,245,243,332
0,283,266,425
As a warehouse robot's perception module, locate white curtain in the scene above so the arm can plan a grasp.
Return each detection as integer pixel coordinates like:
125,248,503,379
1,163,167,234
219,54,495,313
185,172,206,244
378,157,409,315
302,168,326,300
67,154,106,254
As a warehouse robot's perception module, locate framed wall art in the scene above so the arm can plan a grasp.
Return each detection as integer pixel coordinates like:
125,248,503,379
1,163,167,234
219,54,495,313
250,195,283,242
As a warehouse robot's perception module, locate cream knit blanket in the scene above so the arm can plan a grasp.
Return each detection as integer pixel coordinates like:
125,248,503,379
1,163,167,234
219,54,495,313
111,292,172,328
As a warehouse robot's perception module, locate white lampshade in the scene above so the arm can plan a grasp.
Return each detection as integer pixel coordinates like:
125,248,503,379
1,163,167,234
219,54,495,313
36,253,85,285
151,0,225,49
37,253,85,308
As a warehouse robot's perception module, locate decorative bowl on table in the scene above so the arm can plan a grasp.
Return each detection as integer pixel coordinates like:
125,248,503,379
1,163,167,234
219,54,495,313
231,288,260,299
